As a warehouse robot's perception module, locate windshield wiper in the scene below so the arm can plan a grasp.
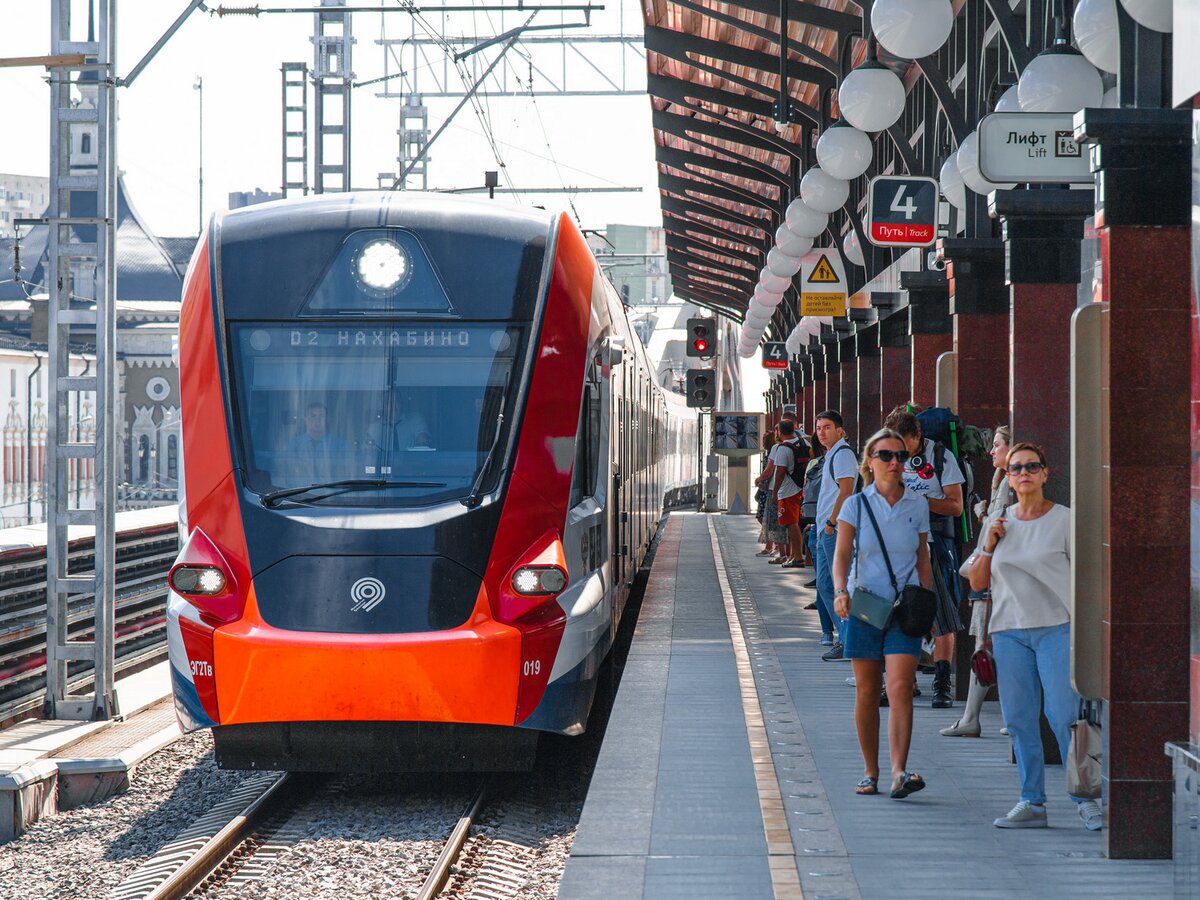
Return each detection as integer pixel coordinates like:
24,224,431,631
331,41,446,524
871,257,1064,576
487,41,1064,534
463,373,511,508
262,479,447,508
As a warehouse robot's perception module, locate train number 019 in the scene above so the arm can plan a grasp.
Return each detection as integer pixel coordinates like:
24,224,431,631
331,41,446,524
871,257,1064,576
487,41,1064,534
522,659,542,677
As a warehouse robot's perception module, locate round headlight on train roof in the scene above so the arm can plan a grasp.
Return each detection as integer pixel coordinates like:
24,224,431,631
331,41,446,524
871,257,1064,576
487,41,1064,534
511,565,568,596
170,565,227,596
356,238,409,292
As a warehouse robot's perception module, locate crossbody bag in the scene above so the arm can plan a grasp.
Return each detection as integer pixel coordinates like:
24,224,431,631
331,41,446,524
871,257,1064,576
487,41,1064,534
851,495,939,637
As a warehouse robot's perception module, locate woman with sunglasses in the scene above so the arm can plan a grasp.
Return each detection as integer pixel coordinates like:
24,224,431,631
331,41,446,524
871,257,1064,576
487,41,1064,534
832,429,933,799
967,442,1102,831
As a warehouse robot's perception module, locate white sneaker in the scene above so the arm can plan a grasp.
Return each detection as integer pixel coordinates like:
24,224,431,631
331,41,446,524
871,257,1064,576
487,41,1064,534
1077,799,1104,831
993,800,1047,829
845,676,856,686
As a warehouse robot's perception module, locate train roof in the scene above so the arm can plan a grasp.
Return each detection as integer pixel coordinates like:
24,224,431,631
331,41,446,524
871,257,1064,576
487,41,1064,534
216,191,557,250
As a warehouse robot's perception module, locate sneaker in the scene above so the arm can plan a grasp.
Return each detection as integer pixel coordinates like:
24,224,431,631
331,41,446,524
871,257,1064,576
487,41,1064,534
1000,726,1010,736
845,676,856,686
804,578,817,588
940,719,981,737
820,633,834,646
821,642,844,661
994,801,1047,829
1077,799,1104,832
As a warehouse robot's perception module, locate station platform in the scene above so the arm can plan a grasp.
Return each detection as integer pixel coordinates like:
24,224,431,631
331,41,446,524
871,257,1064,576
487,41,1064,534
0,661,177,841
560,513,1173,899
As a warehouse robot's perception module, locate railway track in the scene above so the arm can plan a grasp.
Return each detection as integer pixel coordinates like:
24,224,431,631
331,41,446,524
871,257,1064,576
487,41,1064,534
110,774,490,900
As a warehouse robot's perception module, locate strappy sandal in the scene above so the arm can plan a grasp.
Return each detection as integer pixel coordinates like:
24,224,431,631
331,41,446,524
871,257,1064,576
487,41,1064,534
890,772,926,799
855,776,878,795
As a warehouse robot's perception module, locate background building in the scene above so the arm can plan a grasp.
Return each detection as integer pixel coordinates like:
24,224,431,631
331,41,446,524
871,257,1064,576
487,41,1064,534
0,174,50,239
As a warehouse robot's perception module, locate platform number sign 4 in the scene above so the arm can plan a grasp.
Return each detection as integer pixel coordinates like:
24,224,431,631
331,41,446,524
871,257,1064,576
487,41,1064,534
866,175,939,248
762,342,788,370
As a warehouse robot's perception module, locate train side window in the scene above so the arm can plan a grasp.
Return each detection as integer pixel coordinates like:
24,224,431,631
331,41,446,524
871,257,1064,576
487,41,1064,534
569,364,602,507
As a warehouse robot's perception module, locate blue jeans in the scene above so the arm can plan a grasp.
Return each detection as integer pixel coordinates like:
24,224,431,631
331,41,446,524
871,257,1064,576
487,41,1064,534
815,528,843,644
809,527,835,636
992,623,1082,805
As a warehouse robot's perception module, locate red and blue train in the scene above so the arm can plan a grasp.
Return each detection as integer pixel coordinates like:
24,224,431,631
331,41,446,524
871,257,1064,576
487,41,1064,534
166,193,700,770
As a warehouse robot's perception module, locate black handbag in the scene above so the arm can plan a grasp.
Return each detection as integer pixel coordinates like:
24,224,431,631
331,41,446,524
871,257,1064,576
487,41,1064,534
859,497,939,638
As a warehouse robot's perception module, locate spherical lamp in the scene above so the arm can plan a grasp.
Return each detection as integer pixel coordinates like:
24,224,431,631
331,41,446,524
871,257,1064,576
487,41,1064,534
785,327,804,355
956,129,1016,195
939,151,967,211
871,0,955,59
842,229,865,267
1074,0,1120,74
766,247,803,278
1018,44,1104,113
775,223,813,258
800,167,851,214
745,308,773,328
1102,85,1119,108
816,124,874,180
756,288,784,309
759,271,791,294
785,197,830,238
837,61,907,133
1119,0,1172,33
994,84,1021,112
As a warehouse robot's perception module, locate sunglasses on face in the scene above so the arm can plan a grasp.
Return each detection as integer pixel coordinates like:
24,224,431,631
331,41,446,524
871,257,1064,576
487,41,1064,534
1007,462,1046,475
871,449,910,463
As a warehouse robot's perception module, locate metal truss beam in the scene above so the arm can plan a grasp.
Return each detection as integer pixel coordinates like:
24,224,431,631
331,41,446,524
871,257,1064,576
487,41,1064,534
664,231,761,270
658,171,776,222
661,192,772,237
652,105,798,166
662,207,768,253
653,109,792,188
644,24,833,93
655,144,784,197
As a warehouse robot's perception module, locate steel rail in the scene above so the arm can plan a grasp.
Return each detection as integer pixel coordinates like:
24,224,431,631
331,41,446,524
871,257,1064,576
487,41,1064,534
143,773,297,900
416,782,489,900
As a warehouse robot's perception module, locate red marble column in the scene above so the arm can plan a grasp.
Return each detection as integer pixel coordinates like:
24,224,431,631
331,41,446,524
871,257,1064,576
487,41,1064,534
839,334,859,447
1078,108,1192,860
902,270,951,411
821,330,840,417
1192,291,1200,746
857,322,882,437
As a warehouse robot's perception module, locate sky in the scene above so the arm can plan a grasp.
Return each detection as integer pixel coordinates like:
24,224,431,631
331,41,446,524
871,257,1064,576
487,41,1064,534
0,0,663,238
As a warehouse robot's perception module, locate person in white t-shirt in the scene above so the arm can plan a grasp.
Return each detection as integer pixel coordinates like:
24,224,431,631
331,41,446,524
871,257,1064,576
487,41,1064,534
967,442,1102,833
771,419,808,568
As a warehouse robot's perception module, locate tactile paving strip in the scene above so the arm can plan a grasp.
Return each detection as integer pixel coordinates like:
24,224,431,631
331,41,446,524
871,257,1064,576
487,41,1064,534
56,698,177,759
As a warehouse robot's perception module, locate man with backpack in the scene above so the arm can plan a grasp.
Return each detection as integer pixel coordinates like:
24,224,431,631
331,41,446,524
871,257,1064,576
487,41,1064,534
772,419,809,569
814,410,859,660
883,405,966,708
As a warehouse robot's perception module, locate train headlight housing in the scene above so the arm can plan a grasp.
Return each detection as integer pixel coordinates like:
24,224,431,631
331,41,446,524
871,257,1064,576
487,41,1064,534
355,238,410,293
170,565,228,596
511,565,567,596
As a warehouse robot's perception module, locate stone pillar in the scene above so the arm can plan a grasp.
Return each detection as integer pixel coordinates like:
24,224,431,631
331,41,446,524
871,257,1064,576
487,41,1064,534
857,321,881,438
838,329,858,446
940,238,1009,434
878,308,911,417
1077,107,1192,859
990,190,1094,505
820,326,841,417
901,271,952,410
809,339,827,421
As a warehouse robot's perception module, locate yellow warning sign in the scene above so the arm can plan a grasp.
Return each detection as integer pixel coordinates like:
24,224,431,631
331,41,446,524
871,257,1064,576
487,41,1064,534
807,254,840,283
800,292,847,317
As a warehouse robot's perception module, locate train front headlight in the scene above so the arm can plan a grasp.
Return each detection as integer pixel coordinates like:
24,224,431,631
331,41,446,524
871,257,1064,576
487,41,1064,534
170,565,228,596
511,565,567,596
355,238,409,292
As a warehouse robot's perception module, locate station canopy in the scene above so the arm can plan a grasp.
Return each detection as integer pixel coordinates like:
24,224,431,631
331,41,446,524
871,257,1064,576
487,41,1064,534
642,1,863,321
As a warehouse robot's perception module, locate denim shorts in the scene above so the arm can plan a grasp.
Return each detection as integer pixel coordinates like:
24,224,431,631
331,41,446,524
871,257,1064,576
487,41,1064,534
843,614,923,660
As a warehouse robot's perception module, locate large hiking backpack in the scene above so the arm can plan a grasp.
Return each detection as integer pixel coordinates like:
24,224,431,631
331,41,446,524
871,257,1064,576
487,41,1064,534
916,407,990,544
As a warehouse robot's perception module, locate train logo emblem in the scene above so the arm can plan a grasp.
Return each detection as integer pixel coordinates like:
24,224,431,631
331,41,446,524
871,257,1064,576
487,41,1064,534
349,577,386,612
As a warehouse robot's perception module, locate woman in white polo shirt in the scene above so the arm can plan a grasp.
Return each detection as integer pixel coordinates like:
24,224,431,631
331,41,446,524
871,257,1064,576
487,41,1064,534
967,442,1102,832
832,428,933,800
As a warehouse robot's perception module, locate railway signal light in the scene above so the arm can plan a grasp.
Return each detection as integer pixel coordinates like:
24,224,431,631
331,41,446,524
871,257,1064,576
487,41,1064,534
686,317,716,358
686,369,715,408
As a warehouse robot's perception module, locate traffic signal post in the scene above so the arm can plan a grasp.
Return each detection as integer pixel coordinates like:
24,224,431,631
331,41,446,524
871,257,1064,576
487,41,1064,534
686,317,716,358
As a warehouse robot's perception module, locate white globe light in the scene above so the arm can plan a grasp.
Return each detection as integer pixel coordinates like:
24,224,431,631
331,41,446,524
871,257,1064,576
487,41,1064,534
939,151,967,211
785,329,804,355
994,84,1021,112
957,130,1016,195
759,271,791,294
816,125,874,180
738,344,757,359
842,230,865,267
356,239,409,291
871,0,955,59
838,62,907,133
757,291,784,310
745,308,773,328
766,247,803,278
1119,0,1172,32
1018,45,1104,113
1102,85,1119,108
785,197,829,238
775,223,813,258
800,167,850,214
1074,0,1120,73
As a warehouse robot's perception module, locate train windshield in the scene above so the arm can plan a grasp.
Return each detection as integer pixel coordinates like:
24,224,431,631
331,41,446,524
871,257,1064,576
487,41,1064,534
230,323,524,506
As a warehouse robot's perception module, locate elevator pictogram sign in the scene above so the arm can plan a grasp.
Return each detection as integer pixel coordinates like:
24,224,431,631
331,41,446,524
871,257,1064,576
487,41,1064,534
866,175,939,248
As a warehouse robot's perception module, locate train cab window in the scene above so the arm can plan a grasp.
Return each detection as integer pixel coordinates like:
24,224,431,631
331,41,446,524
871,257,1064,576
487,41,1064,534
303,229,454,315
229,322,524,506
569,363,602,508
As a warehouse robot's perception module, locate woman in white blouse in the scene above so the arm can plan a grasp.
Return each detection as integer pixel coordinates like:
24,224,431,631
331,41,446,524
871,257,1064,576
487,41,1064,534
833,429,933,800
967,442,1102,832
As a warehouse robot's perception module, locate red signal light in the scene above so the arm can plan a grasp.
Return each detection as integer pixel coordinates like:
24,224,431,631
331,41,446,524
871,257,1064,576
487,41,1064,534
693,339,708,354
